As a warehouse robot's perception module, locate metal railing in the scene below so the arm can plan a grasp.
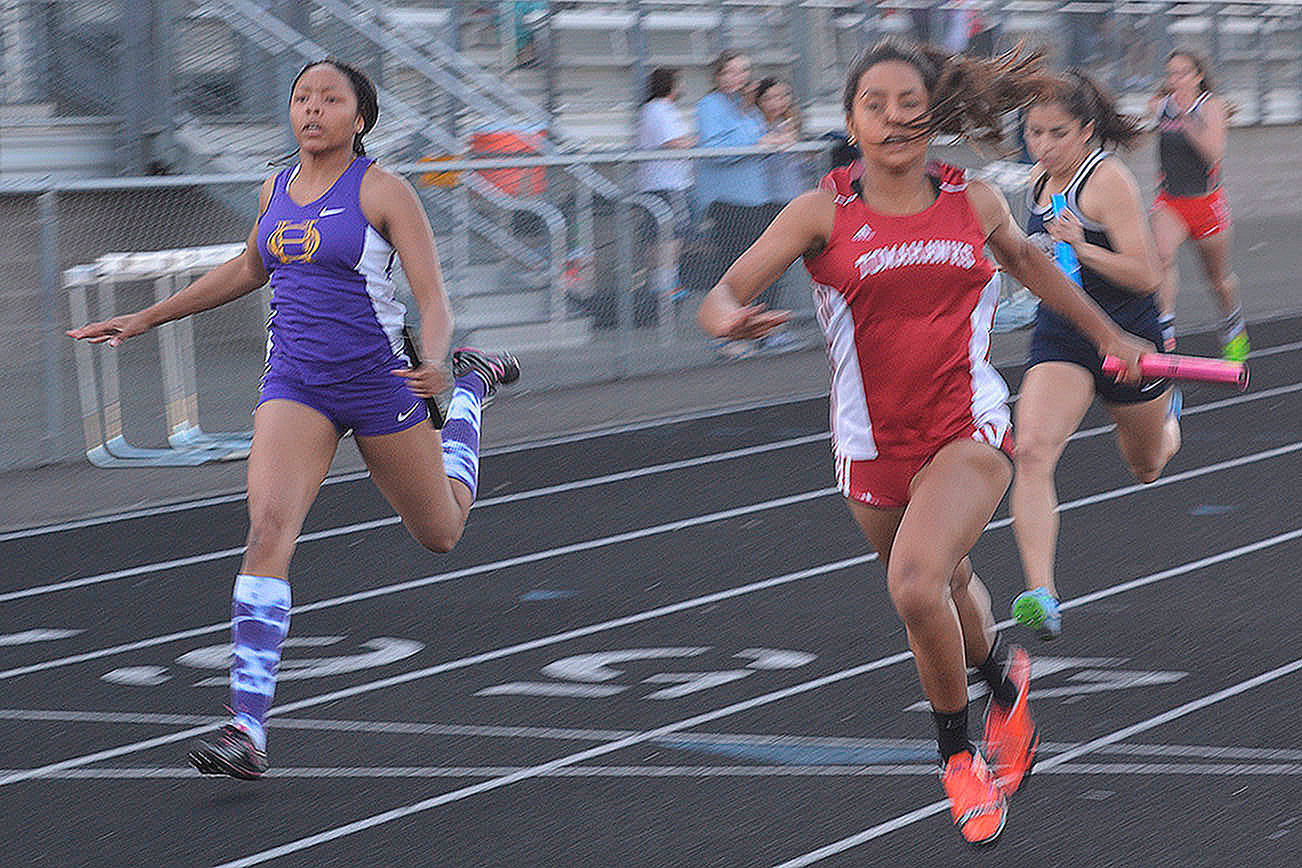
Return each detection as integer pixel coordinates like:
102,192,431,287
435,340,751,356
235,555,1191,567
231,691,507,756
1,141,835,469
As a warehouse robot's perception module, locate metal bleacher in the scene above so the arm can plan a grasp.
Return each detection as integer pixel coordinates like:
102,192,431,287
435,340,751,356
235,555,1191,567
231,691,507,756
3,0,1300,353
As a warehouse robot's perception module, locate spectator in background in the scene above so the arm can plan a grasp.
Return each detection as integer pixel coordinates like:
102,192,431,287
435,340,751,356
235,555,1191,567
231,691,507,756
756,77,805,208
753,76,808,353
696,51,794,357
510,1,547,68
637,67,696,304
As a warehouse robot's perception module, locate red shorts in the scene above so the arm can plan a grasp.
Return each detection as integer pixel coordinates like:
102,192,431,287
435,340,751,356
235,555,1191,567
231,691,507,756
1153,188,1231,239
835,424,1014,509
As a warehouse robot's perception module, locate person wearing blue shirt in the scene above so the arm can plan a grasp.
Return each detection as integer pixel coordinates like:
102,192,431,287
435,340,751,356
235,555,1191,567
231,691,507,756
696,52,768,210
695,52,794,346
753,76,809,352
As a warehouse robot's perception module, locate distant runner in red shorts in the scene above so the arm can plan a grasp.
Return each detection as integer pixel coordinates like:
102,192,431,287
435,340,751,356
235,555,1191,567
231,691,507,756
1148,49,1249,360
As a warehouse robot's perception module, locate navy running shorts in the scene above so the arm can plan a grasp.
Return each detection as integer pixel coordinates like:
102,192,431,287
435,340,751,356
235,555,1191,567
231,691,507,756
1027,300,1170,404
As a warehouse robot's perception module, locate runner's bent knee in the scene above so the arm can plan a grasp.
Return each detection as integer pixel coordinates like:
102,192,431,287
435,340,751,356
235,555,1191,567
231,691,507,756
888,556,954,623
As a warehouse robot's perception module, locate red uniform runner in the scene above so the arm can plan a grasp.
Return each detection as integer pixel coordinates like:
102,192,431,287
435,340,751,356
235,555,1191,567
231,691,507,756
805,161,1013,508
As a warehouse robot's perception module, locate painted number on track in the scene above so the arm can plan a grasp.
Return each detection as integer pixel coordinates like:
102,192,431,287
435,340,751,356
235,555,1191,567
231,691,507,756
476,646,817,700
101,635,424,686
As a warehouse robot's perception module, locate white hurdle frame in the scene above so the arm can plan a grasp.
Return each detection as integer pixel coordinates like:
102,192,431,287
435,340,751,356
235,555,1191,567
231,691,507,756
67,243,254,467
158,244,261,452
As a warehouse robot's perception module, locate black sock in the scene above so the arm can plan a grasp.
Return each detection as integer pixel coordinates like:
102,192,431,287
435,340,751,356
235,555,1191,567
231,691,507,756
976,633,1020,708
933,705,973,760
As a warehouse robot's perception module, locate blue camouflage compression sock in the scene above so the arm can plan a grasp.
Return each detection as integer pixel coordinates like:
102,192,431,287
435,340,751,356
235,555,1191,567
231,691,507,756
229,574,291,751
441,372,486,500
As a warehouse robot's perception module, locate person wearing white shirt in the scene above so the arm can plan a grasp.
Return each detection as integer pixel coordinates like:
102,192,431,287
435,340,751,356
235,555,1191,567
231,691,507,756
637,67,697,304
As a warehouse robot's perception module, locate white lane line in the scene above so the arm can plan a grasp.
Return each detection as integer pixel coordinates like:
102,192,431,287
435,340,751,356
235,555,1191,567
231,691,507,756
7,378,1300,604
0,554,883,788
4,365,1298,560
1245,338,1302,359
8,762,1301,781
5,437,1301,684
767,656,1302,868
4,528,1283,860
0,709,635,742
0,392,829,543
205,651,911,868
7,709,1302,763
1,526,1297,797
0,433,829,601
16,376,1300,606
209,607,1302,868
0,489,840,682
5,374,1296,616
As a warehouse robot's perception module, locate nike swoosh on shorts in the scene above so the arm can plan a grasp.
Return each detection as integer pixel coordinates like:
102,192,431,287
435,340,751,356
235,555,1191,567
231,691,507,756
397,403,421,422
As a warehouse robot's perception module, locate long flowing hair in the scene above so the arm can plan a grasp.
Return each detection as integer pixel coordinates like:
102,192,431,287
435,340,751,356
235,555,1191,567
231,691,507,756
842,39,1053,146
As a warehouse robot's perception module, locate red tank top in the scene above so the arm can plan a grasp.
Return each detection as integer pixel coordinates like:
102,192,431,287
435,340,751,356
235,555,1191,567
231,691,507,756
804,161,1009,459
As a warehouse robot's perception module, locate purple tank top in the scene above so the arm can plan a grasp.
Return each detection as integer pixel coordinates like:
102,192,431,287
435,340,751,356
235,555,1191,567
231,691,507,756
257,156,407,384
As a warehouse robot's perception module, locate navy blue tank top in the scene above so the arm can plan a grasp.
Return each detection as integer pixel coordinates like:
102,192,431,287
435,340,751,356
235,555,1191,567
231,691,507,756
1156,93,1220,197
1025,148,1151,319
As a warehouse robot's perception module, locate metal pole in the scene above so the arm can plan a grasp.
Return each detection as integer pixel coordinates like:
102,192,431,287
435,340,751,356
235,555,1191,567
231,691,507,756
539,5,557,123
1256,18,1269,124
119,0,150,174
38,190,62,465
615,198,634,378
152,0,178,170
631,0,648,110
789,0,813,108
449,0,465,137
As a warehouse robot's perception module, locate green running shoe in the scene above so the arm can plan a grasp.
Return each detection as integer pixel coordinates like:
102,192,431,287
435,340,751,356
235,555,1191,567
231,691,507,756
1012,588,1061,641
1222,332,1250,363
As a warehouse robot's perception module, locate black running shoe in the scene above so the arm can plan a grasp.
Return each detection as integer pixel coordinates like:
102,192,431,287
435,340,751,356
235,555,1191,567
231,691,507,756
452,347,520,399
188,723,268,780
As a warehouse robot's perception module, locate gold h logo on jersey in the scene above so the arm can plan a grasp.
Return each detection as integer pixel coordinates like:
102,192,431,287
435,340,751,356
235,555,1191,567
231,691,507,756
267,219,321,263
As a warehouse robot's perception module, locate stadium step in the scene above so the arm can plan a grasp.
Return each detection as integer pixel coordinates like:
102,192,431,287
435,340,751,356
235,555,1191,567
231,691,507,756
462,318,593,355
453,288,553,333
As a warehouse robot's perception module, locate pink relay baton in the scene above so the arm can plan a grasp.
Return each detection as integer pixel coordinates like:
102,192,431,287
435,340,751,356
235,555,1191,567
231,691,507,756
1102,353,1249,390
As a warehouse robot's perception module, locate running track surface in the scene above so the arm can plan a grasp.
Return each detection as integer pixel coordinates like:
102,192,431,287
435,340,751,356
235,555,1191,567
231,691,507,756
2,318,1300,867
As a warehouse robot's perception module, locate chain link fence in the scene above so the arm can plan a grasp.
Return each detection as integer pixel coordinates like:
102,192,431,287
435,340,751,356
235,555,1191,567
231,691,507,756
2,144,852,470
4,0,1302,470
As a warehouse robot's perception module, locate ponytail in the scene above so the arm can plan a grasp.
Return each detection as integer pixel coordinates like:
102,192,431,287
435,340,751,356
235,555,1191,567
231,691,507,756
1033,70,1146,150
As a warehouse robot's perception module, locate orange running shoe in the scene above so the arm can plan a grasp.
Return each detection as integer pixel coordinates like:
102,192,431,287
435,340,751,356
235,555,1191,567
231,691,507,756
982,645,1038,795
941,750,1007,847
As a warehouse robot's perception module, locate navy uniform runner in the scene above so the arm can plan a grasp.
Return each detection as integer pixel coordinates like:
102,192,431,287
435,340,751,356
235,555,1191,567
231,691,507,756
1025,148,1168,403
